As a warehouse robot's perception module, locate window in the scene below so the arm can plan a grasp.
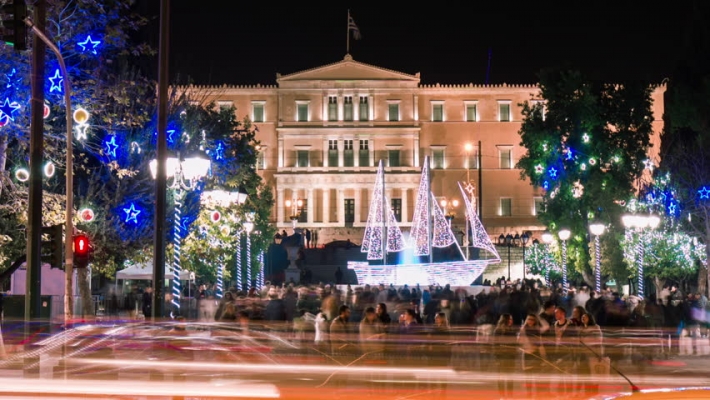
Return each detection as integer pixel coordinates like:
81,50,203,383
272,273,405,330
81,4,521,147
344,199,355,223
252,102,265,122
344,96,353,121
391,199,402,222
465,102,478,122
298,199,307,223
297,150,309,167
388,102,399,122
328,96,338,121
343,139,354,167
532,100,546,120
499,101,511,122
432,148,445,169
359,140,370,167
432,102,444,122
296,102,309,122
328,139,338,167
534,197,545,215
359,96,369,121
500,198,512,216
499,147,513,169
388,149,400,167
218,101,233,111
256,146,267,170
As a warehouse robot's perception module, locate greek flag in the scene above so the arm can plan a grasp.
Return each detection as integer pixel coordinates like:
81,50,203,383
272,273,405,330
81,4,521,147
348,13,361,40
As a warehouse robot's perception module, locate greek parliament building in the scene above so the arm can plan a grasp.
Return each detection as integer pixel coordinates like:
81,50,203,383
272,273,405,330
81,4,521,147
191,55,665,246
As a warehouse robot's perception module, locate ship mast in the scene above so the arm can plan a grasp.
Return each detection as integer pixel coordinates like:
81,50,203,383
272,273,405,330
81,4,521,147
382,160,387,266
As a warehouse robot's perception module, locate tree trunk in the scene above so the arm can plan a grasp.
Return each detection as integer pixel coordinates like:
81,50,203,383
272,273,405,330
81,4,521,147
0,134,8,199
77,267,93,317
698,266,708,297
653,276,666,303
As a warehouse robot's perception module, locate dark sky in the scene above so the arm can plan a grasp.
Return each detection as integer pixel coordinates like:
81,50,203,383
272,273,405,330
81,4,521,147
158,2,694,86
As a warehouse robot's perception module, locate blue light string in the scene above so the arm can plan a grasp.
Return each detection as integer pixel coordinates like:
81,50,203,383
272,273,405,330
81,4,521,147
235,232,242,291
594,235,601,292
246,233,251,289
172,200,182,309
561,240,568,294
257,251,264,290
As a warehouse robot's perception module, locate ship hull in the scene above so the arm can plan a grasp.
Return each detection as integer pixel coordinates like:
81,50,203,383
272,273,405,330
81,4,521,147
347,260,493,287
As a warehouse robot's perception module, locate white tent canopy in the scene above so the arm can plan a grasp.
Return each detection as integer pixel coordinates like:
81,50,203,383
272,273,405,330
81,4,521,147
116,262,194,281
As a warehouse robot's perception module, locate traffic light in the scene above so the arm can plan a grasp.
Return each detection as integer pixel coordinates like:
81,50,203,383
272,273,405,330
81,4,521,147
73,233,91,268
0,1,28,51
40,224,63,270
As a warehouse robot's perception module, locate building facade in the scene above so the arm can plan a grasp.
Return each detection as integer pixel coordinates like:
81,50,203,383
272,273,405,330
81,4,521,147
190,55,665,246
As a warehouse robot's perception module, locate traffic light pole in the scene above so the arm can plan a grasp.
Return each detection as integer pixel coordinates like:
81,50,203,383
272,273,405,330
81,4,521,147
25,8,75,321
25,0,45,324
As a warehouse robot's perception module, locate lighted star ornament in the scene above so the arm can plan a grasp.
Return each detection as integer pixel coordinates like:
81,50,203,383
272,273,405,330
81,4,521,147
49,69,63,93
698,186,710,200
123,203,141,224
77,35,101,54
0,97,21,126
535,164,544,174
104,136,119,158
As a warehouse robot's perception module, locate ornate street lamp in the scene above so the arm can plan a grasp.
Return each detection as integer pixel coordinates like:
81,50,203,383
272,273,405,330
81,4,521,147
440,198,459,226
589,222,606,293
286,198,304,229
558,229,571,294
150,155,211,310
505,233,514,281
622,213,660,298
520,231,529,278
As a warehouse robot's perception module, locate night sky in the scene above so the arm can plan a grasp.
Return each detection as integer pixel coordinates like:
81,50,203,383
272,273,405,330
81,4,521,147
155,2,695,86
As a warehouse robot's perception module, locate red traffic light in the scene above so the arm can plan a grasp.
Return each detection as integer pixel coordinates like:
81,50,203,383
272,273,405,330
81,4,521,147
73,234,90,257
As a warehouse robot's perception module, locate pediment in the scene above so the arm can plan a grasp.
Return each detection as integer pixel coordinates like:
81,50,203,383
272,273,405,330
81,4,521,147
277,55,420,85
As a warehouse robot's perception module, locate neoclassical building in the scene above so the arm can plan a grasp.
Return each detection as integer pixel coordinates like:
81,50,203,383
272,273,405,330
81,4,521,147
191,55,665,245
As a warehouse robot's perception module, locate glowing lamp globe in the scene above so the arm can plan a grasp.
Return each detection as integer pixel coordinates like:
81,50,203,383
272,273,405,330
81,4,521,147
558,229,571,241
43,103,50,119
220,225,231,236
541,231,553,244
15,168,29,182
72,108,90,124
589,223,605,237
648,214,661,229
44,162,55,178
79,208,95,222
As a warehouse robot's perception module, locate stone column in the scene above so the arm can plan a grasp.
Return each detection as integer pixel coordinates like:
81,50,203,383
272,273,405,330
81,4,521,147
413,94,419,122
354,136,360,167
322,188,331,223
338,139,344,169
307,188,314,225
338,94,343,121
278,136,284,168
413,137,420,167
277,188,285,223
354,188,361,225
323,138,329,168
322,95,328,123
368,94,374,121
369,138,374,167
337,189,345,225
353,93,360,122
401,188,409,223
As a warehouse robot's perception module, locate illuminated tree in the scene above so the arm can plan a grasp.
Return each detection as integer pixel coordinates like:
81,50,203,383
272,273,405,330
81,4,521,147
517,68,655,287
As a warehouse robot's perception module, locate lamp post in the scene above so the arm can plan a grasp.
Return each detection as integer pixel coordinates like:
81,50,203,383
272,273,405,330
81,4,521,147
201,190,248,298
286,198,303,230
541,230,553,286
150,155,210,311
520,231,529,279
589,223,606,293
622,213,660,298
558,229,571,294
505,233,514,281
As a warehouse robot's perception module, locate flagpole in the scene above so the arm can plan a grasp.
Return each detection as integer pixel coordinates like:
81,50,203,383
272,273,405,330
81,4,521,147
346,9,350,54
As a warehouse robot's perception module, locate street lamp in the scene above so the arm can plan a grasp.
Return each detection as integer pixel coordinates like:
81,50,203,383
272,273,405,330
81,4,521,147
285,198,304,230
589,222,606,293
440,198,459,227
201,189,248,298
520,232,529,279
622,213,660,298
541,230,553,286
150,155,211,310
558,229,571,294
505,233,514,281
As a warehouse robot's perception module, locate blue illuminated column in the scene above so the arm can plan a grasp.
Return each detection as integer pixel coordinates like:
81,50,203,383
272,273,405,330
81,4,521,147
150,156,210,310
558,229,571,294
589,223,606,293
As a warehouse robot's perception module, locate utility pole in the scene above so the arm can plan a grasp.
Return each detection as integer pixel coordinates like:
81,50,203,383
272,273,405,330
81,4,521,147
25,0,46,323
152,0,170,321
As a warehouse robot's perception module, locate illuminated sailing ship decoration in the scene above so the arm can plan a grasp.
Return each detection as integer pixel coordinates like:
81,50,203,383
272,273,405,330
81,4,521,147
349,156,500,286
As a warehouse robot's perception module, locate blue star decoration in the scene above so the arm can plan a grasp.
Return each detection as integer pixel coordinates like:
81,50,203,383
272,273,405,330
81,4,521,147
548,167,558,179
214,142,225,160
698,186,710,200
49,69,63,93
668,202,677,216
542,181,549,190
566,149,574,161
104,135,119,158
77,35,101,54
0,97,21,125
167,129,177,143
6,68,17,88
123,203,141,224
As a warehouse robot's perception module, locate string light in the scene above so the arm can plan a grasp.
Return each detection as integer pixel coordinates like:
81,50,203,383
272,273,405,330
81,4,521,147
362,161,385,260
459,182,500,261
386,208,406,252
636,237,644,298
215,255,223,299
171,200,182,308
698,186,710,200
235,232,242,291
410,160,431,256
246,231,251,288
123,202,141,224
431,193,456,248
594,234,601,292
257,251,264,290
104,135,119,158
